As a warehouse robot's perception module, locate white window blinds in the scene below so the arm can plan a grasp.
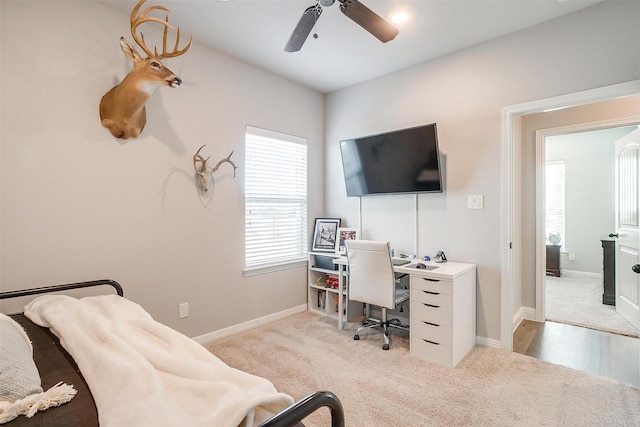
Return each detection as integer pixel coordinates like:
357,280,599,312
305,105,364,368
546,160,565,247
245,126,308,270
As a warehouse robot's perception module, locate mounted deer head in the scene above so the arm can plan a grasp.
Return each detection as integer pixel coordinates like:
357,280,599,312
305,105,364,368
99,0,192,139
193,145,238,194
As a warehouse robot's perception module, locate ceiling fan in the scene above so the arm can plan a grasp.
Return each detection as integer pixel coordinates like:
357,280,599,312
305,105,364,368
284,0,399,52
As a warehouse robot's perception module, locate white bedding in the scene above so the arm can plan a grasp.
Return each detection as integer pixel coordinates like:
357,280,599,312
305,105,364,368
24,294,294,427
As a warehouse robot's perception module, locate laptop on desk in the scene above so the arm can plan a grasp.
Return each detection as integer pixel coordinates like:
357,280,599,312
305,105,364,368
392,258,411,266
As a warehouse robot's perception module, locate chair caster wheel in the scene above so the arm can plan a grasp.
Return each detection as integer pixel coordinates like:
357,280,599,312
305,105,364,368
383,344,389,350
354,335,360,340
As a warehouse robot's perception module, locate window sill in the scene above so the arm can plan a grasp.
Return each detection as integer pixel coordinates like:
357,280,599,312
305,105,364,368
243,258,307,277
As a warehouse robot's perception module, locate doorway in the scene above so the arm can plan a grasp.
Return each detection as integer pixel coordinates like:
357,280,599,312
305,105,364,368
500,79,640,351
537,124,640,337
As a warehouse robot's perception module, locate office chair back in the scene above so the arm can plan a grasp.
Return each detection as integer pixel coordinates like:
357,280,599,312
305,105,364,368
345,240,396,310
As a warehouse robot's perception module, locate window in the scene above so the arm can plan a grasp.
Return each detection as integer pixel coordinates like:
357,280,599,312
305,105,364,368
546,160,565,248
244,126,308,274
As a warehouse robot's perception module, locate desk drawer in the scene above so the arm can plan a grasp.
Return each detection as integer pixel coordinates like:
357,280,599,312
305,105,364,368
413,287,452,308
412,277,453,295
411,338,452,366
413,303,452,327
413,321,452,346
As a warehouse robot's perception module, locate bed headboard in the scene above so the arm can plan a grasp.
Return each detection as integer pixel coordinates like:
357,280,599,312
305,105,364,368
0,279,123,300
0,280,124,315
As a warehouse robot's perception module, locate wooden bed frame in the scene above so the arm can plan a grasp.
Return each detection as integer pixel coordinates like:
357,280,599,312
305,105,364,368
0,279,345,427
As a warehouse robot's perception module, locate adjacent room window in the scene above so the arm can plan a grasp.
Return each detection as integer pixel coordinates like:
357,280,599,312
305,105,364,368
546,160,565,248
244,126,308,274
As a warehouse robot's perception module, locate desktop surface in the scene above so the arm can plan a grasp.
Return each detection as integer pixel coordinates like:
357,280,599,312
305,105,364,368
394,260,475,280
334,255,474,280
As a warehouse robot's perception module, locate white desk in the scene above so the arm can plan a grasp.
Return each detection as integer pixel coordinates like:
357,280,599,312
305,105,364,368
333,257,476,367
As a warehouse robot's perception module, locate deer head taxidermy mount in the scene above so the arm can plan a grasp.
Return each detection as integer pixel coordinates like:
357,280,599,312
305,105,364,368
99,0,192,139
193,145,238,194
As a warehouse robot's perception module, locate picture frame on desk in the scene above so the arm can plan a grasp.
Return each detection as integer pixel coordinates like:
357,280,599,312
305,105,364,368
311,218,341,253
336,227,359,255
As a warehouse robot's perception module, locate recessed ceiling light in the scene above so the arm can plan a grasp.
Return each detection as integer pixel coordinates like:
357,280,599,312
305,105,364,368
389,11,409,25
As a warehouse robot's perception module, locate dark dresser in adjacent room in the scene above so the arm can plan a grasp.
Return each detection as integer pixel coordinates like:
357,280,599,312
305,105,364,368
546,244,561,277
601,239,616,306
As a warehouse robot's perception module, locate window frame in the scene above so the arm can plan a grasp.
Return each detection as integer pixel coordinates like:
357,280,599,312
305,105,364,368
243,126,308,276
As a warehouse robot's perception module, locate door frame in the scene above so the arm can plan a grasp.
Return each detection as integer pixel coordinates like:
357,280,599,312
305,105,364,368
534,117,640,322
500,79,640,351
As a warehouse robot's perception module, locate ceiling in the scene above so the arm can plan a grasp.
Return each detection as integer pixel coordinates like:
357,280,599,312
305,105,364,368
99,0,601,94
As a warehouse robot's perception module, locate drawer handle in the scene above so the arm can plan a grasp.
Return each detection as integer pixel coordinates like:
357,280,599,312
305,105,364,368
422,321,440,327
422,290,440,295
421,278,440,282
422,339,440,345
422,303,440,308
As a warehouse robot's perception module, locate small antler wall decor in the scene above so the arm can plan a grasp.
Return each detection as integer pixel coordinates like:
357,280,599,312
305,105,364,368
193,144,238,194
99,0,192,139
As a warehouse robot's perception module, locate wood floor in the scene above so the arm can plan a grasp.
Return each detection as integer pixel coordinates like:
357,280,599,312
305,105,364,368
514,320,639,387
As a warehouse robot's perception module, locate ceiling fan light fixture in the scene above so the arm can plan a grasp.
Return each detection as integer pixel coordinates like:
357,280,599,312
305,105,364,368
389,11,409,24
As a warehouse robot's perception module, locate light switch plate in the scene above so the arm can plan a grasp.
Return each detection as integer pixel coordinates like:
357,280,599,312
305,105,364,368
468,195,484,210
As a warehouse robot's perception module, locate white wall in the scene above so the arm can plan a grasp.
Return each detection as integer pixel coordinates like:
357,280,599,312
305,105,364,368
0,1,325,336
325,1,640,341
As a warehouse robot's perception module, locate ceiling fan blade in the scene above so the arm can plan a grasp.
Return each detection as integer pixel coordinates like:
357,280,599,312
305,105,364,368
339,0,398,43
284,4,323,52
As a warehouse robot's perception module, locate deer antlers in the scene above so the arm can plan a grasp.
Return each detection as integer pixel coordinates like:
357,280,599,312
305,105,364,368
99,0,193,139
130,0,192,60
193,145,238,194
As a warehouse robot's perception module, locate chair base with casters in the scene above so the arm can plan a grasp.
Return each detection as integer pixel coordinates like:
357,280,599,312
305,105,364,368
353,289,409,350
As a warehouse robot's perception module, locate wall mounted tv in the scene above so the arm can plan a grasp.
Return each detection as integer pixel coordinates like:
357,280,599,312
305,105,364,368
339,123,443,197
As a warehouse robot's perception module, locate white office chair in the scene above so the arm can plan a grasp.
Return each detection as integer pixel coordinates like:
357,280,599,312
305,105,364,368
345,240,409,350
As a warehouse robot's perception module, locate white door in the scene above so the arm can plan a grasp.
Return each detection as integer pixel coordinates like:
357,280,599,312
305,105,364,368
615,128,640,330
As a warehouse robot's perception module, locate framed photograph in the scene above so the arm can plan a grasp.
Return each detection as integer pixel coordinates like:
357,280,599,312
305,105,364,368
311,218,341,253
336,227,360,255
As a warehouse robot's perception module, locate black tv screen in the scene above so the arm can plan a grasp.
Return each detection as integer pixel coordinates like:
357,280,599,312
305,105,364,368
339,123,443,196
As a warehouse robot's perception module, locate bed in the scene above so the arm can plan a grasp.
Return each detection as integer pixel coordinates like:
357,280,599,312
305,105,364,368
0,279,344,427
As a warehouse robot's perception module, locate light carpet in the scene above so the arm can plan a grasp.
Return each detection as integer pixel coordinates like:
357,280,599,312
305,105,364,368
546,275,639,338
206,311,640,427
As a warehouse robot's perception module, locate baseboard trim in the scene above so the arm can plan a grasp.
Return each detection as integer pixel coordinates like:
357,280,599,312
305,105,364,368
476,336,501,349
513,306,536,333
560,270,602,279
194,304,307,344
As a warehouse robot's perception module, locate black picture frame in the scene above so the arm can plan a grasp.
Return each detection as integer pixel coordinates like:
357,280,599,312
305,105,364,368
311,218,341,253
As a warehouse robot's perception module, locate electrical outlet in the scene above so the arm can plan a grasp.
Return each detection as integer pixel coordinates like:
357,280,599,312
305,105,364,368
179,303,189,319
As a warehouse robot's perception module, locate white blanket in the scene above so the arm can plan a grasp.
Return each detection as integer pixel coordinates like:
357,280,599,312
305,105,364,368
24,294,294,427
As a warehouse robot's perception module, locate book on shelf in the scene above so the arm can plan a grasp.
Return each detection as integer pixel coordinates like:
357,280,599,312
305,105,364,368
317,290,326,309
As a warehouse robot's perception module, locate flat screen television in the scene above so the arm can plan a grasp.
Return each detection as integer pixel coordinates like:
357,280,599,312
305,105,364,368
339,123,443,196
